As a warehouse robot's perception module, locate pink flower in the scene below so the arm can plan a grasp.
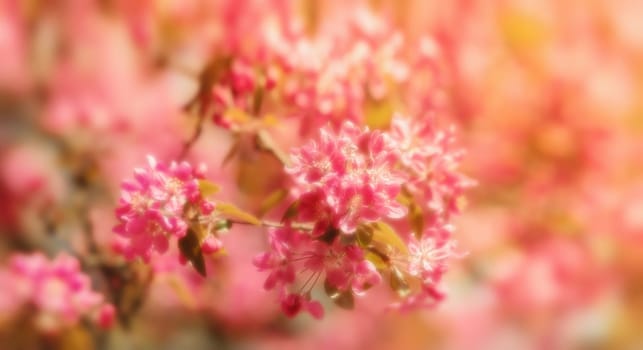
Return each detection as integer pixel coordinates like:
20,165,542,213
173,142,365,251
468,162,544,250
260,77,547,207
389,114,475,222
287,121,406,234
378,224,464,312
407,231,460,283
388,284,446,312
113,156,213,261
280,293,324,319
254,226,383,318
493,239,605,314
2,253,112,332
96,304,116,329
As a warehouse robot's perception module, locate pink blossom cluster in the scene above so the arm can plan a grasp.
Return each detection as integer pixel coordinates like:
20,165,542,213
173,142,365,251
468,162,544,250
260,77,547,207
209,60,277,129
113,156,219,262
254,226,382,319
0,253,114,332
255,119,467,318
493,238,604,314
201,6,426,135
265,8,415,131
388,225,462,311
389,115,475,224
287,121,405,234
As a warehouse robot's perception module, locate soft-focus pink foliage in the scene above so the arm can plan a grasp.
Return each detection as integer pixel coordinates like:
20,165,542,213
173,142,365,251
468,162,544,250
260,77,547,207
0,253,112,332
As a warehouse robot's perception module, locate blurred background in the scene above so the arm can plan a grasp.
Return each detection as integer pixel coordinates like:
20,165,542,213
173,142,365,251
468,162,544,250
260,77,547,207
1,0,643,349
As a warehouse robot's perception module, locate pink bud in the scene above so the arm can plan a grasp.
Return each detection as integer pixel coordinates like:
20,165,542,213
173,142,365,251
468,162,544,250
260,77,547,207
305,300,324,319
201,236,223,254
280,293,302,318
97,304,116,329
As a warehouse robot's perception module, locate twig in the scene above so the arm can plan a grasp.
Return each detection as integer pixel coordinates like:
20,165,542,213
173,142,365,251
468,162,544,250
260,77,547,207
178,108,207,160
227,218,313,231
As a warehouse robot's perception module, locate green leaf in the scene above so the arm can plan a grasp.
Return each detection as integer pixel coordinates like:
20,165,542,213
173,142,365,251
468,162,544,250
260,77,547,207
198,179,220,197
390,266,411,298
178,228,206,277
214,219,232,231
216,202,261,225
369,222,408,254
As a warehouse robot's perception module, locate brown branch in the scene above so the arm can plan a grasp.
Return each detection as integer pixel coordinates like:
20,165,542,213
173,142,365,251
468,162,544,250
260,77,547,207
178,108,207,160
227,218,313,232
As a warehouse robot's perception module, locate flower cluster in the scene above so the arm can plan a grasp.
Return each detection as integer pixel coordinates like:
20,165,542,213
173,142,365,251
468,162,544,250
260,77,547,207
389,115,475,224
255,119,466,318
201,6,425,135
209,60,277,129
0,253,114,332
113,156,219,262
287,121,406,234
254,226,382,319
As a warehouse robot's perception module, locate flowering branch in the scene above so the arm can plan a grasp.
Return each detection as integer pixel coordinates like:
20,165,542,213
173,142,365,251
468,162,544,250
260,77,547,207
108,113,471,320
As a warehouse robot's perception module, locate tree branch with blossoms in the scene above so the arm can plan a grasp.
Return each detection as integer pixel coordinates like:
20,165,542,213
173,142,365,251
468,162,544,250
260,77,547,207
111,115,473,319
0,2,477,347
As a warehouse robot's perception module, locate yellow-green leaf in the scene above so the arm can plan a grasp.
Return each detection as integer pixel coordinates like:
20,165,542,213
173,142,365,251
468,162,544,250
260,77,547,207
214,219,232,231
369,222,408,254
216,202,261,225
198,179,220,197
